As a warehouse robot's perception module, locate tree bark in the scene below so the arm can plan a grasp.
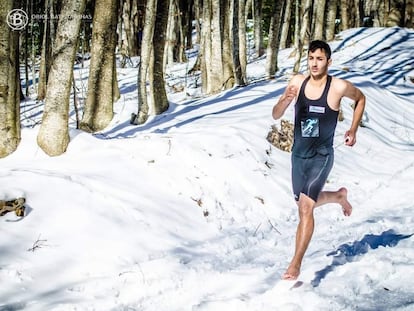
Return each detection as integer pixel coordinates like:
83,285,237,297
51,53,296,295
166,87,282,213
340,0,350,30
238,0,247,80
150,0,169,115
0,0,21,157
265,0,284,78
222,0,234,89
313,0,326,40
131,0,156,125
280,0,292,49
325,0,337,41
37,0,52,100
253,0,264,57
80,0,119,132
294,0,312,73
232,0,246,86
37,0,86,156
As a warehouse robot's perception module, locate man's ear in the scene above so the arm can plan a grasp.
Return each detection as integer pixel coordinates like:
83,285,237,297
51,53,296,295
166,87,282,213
328,58,332,66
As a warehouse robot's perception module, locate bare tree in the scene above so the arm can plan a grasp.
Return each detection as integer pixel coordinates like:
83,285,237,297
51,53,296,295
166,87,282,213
37,0,52,100
80,0,119,132
253,0,264,57
265,0,284,78
406,0,414,27
0,0,21,157
294,0,312,73
131,0,156,125
232,0,246,85
325,0,337,41
222,0,234,89
313,0,326,40
340,0,350,30
200,0,224,94
150,0,169,115
280,0,293,49
131,0,169,124
37,0,86,156
238,0,247,79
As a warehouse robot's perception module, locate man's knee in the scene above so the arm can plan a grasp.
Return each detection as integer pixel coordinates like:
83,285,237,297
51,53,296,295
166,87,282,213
298,194,315,217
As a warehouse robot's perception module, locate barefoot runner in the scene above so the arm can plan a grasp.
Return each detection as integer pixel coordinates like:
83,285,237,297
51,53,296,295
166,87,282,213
272,40,366,280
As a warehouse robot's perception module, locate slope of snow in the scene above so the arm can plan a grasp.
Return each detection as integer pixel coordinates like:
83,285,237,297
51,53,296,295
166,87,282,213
1,27,413,311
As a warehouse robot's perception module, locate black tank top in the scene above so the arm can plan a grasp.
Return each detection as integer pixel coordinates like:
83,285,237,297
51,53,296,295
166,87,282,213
292,75,339,157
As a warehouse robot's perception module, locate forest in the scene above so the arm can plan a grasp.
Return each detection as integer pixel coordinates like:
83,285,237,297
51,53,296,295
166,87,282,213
1,0,413,157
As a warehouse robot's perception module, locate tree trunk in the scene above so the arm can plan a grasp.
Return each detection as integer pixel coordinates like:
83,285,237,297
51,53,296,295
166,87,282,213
150,0,169,115
253,0,264,57
406,0,414,27
37,0,52,101
265,0,284,78
201,0,224,94
222,0,234,89
80,0,119,132
122,0,140,56
184,0,194,49
340,0,350,30
238,0,247,80
0,0,21,158
37,0,86,156
280,0,292,49
325,0,337,41
131,0,156,125
294,0,312,73
232,0,246,86
166,0,176,65
210,0,224,93
313,0,326,40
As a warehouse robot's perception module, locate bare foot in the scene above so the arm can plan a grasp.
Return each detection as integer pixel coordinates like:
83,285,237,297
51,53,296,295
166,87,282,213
339,187,352,216
282,265,300,280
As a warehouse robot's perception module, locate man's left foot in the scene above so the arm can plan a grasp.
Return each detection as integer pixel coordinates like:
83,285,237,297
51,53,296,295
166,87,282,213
282,265,300,280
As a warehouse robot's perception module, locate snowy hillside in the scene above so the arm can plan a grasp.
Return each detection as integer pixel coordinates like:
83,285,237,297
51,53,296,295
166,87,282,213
1,27,413,311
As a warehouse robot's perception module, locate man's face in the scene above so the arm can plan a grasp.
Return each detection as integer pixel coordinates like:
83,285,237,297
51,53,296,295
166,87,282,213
308,48,331,79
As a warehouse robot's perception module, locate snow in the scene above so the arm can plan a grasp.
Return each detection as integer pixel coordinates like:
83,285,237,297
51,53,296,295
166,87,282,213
1,27,414,311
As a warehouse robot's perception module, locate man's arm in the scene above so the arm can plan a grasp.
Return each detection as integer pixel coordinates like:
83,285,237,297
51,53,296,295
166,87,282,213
343,81,366,146
272,75,303,120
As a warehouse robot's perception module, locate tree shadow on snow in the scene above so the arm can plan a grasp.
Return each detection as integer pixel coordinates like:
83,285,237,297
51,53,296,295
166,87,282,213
97,80,284,139
311,229,413,287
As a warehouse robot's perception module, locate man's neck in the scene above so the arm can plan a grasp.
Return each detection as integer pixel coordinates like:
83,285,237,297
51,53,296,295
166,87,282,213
309,74,328,87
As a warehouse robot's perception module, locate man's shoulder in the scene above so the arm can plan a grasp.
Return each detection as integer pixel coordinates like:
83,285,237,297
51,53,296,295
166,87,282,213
330,76,349,93
290,73,307,86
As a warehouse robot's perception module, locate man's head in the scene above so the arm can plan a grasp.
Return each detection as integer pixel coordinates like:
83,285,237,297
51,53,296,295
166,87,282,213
308,40,332,60
307,40,332,79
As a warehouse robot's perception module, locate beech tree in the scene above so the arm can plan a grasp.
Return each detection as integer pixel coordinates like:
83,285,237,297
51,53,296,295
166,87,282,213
0,0,21,157
131,0,169,124
37,0,86,156
265,0,284,78
80,0,119,132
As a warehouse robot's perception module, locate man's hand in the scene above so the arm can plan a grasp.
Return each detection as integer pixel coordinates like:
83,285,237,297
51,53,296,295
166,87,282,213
344,130,356,146
272,85,299,120
283,85,298,103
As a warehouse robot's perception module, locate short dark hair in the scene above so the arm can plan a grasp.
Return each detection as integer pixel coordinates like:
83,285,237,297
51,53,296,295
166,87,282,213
308,40,332,60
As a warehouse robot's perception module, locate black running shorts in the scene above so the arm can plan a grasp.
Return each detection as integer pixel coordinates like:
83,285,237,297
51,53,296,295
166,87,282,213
291,151,334,202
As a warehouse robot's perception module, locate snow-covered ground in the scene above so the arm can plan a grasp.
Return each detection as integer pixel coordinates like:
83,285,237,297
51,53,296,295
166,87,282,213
1,27,414,311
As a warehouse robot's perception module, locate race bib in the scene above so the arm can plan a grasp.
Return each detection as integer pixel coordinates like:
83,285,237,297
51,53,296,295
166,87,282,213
309,105,325,113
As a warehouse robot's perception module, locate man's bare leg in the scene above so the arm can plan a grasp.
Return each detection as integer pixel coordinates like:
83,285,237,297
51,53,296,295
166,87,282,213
282,188,352,280
315,187,352,216
283,194,315,280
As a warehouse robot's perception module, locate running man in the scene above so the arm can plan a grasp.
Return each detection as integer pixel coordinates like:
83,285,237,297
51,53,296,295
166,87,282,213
272,40,366,280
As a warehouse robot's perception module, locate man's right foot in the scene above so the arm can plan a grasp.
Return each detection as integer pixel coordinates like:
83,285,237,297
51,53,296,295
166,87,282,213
339,187,352,216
